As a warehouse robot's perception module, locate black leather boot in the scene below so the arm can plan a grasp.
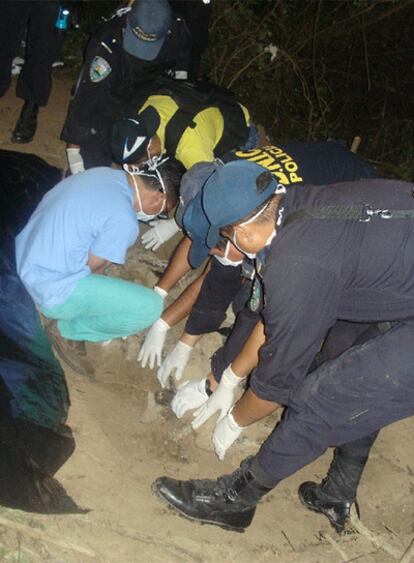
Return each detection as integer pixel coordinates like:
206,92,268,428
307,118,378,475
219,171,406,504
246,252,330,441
153,457,274,532
11,100,39,143
299,433,377,532
298,480,357,533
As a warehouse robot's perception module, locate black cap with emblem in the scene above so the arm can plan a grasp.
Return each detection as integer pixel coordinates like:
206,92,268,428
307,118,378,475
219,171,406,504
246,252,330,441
110,106,161,165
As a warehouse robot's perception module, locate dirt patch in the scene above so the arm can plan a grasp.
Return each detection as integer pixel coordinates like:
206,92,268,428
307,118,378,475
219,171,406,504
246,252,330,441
1,74,413,562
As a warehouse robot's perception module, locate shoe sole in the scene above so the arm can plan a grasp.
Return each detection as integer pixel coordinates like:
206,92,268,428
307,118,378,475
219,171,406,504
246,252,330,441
48,333,95,378
298,492,345,534
152,483,246,533
11,135,34,144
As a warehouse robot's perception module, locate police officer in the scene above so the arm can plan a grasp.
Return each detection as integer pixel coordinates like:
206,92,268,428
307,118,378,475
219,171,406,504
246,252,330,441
152,161,414,533
0,1,61,143
61,0,190,174
138,141,378,377
169,0,212,79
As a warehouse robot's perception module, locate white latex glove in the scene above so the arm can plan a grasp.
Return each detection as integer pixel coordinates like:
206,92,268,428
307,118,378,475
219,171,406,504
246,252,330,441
157,340,193,388
212,410,243,461
171,378,208,418
153,285,168,299
141,218,180,251
192,365,243,429
66,147,85,175
138,318,170,369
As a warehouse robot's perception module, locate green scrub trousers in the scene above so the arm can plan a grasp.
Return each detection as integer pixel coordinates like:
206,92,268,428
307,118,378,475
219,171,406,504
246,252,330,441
41,274,162,342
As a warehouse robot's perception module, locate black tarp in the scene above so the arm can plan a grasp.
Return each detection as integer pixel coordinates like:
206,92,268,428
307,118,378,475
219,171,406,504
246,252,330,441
0,150,83,513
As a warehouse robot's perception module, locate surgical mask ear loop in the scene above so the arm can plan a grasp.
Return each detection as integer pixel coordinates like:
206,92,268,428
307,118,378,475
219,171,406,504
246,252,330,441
124,164,144,212
224,240,231,259
232,229,257,259
132,174,144,212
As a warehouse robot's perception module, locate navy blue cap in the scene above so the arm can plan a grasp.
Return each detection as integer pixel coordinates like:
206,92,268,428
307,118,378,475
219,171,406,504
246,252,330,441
182,192,214,268
123,0,172,61
175,160,223,228
202,161,278,248
110,106,160,164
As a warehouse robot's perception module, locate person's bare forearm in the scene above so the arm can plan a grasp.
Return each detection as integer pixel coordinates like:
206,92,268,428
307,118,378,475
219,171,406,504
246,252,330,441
180,332,203,347
162,266,209,326
232,388,279,426
87,254,110,274
232,320,265,377
205,320,265,392
92,263,109,275
157,236,193,292
67,143,80,149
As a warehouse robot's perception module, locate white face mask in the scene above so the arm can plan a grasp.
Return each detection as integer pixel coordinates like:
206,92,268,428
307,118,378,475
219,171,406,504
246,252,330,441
215,240,243,267
136,210,157,222
265,229,276,247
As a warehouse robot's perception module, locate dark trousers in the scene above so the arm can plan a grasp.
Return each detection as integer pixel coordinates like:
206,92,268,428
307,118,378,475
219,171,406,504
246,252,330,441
256,319,414,488
211,305,261,380
0,1,60,106
186,258,244,336
214,313,386,499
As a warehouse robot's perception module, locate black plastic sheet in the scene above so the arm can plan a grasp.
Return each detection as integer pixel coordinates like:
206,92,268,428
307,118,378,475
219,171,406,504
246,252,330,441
0,150,84,513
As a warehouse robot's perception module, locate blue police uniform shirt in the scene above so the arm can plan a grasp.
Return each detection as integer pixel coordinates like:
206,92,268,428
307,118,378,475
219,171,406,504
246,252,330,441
249,179,414,406
223,141,379,186
15,168,139,309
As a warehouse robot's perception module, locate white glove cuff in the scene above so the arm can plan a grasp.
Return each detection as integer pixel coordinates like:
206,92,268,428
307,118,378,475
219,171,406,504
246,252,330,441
169,219,181,235
154,318,170,332
66,147,85,174
197,377,209,396
222,365,244,388
154,286,168,299
228,408,243,430
177,340,193,352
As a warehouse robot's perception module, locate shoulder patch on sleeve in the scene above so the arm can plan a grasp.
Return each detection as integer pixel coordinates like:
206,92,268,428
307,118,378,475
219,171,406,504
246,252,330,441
89,56,112,83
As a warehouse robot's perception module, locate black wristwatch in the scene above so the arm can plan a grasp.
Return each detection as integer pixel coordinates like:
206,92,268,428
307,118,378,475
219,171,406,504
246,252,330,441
205,378,213,397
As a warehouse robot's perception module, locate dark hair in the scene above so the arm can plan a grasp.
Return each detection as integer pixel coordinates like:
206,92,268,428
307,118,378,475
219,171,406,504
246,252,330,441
139,157,185,208
215,238,227,251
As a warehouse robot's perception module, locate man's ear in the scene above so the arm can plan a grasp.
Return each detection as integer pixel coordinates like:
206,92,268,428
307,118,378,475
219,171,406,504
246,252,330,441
235,224,254,244
147,135,161,158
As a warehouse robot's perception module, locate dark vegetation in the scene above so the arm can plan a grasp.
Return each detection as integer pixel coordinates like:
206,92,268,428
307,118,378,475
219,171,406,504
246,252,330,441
64,0,414,178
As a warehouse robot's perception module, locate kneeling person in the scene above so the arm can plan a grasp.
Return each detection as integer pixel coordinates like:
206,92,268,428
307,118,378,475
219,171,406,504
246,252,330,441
15,158,183,376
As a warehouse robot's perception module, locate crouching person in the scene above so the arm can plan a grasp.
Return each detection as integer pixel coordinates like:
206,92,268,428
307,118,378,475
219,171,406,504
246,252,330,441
15,158,183,376
152,161,414,534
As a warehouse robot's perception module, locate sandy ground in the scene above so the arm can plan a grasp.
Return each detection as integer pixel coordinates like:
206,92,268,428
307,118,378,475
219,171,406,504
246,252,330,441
1,73,414,563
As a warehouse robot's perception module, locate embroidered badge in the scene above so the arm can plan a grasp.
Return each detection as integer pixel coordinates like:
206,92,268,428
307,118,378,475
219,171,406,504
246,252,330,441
249,277,262,312
89,56,112,83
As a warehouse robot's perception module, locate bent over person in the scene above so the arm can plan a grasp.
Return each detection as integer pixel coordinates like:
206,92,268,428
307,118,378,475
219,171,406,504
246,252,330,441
152,162,414,533
138,141,378,376
61,0,190,173
110,77,255,250
15,158,183,377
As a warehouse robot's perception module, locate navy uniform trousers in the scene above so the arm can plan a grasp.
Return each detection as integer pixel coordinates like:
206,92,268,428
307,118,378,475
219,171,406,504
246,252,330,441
212,308,394,499
0,1,60,106
254,319,414,491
